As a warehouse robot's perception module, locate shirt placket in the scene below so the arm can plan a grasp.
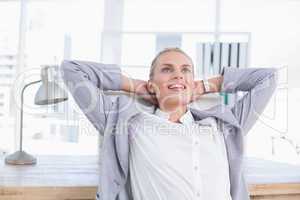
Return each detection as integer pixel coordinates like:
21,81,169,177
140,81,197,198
192,124,202,200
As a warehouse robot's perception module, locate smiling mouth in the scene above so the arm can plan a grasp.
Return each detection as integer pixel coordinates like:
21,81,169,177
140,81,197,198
167,84,186,91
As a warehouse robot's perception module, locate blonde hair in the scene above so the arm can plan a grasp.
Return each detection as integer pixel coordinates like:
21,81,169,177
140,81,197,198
149,47,194,79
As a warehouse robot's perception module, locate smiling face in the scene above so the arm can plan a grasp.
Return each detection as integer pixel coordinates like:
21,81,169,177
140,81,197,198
147,50,196,111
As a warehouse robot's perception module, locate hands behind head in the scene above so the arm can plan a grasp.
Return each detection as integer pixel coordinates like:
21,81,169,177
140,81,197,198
134,79,159,105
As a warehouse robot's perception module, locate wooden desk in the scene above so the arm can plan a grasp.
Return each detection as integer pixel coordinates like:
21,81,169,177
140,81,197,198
0,155,300,200
0,156,98,200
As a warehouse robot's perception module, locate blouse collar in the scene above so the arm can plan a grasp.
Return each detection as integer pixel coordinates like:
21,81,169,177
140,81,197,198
154,107,195,125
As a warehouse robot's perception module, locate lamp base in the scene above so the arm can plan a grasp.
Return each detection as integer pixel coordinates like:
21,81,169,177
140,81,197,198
5,151,37,165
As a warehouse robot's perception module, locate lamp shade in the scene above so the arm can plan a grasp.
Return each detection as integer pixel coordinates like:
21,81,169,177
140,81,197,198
34,82,68,105
34,65,68,105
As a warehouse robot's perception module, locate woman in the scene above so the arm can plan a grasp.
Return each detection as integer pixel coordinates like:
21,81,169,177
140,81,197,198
60,48,278,200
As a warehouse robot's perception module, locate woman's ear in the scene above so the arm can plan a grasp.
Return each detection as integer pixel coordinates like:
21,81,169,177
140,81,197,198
147,80,155,94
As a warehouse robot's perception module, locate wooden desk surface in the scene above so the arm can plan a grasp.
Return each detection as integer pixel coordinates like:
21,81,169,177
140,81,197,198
0,156,99,187
0,155,300,200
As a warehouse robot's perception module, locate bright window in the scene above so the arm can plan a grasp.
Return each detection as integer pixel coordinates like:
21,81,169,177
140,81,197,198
221,0,300,164
0,1,20,155
1,0,104,156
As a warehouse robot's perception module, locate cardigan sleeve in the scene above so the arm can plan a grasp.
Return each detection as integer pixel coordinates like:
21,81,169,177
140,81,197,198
220,66,278,135
60,60,122,135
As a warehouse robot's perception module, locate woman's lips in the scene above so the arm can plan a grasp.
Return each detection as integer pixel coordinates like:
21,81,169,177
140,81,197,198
167,83,186,91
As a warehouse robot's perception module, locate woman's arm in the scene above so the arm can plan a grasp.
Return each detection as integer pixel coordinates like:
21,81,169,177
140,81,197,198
221,67,278,135
194,67,278,135
121,75,139,93
60,60,122,135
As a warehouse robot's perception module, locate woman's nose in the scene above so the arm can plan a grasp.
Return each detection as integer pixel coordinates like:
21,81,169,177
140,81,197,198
173,70,184,79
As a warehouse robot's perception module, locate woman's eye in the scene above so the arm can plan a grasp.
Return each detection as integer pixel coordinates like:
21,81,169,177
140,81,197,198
161,67,171,72
182,68,192,73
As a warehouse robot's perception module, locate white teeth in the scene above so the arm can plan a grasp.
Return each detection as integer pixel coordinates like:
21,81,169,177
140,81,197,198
168,84,185,89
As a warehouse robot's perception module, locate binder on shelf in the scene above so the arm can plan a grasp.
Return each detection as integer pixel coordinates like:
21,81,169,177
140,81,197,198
212,42,221,74
196,43,205,79
238,42,248,68
221,43,230,69
203,43,212,77
230,43,239,68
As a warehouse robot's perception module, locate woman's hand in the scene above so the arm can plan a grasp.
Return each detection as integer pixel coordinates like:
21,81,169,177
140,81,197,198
121,75,158,105
189,80,205,103
134,79,158,105
189,76,224,103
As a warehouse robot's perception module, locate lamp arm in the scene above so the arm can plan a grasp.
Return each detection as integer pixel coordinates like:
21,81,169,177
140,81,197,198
19,79,42,151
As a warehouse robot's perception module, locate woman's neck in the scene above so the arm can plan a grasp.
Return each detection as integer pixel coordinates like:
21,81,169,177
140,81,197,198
158,104,188,123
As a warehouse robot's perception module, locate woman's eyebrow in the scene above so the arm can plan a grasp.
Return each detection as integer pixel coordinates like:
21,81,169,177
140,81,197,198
161,63,174,67
161,63,191,68
181,64,192,68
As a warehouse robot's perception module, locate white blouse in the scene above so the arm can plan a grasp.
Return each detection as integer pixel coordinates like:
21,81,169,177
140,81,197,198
129,108,232,200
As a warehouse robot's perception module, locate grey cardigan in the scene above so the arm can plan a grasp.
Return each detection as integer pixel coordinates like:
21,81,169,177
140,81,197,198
60,60,278,200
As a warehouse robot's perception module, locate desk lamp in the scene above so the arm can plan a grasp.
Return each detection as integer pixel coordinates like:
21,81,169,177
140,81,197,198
5,65,68,165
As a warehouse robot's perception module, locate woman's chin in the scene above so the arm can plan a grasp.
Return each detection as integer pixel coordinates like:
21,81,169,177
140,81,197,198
159,96,191,109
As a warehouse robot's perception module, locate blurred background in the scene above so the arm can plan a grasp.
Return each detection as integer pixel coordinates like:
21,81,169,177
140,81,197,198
0,0,299,165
